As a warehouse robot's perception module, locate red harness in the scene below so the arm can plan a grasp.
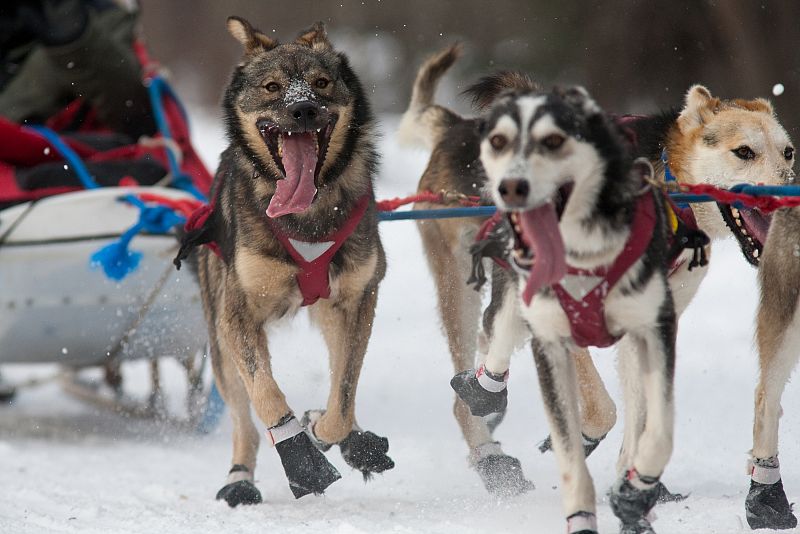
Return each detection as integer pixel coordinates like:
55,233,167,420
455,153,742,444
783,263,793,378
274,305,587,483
265,194,370,306
180,193,370,307
551,192,657,348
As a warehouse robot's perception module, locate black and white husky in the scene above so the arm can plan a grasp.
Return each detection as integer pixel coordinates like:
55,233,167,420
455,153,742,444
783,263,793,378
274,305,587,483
473,82,687,534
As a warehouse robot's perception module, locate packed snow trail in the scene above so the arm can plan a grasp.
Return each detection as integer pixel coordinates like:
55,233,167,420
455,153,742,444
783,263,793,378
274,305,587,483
0,115,795,533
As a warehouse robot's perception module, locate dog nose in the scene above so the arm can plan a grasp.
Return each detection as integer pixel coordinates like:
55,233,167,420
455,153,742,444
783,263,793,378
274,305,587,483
498,178,530,206
288,101,319,130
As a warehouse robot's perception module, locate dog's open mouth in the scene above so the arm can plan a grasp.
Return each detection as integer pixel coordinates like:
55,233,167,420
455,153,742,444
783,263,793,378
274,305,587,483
507,183,573,304
258,117,336,218
718,203,771,266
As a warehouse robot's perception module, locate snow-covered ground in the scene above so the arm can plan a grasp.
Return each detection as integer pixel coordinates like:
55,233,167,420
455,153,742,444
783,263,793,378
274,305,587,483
1,113,798,534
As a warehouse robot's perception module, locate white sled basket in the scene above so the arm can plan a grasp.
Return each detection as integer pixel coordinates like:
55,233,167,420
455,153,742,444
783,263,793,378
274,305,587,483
0,187,205,366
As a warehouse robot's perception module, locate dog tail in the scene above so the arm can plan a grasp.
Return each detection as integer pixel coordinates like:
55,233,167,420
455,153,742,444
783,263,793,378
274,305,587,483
397,43,463,150
464,71,538,110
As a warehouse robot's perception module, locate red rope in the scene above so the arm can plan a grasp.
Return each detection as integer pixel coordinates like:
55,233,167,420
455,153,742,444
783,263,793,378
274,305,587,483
136,192,203,217
376,190,482,212
679,183,800,213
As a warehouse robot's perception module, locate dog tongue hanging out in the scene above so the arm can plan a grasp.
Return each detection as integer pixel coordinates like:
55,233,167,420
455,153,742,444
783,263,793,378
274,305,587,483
267,132,319,217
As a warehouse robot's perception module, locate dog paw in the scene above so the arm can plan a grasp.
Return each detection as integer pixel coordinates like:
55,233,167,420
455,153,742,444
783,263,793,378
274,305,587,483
475,454,534,497
654,481,688,504
450,368,507,417
746,479,798,530
215,480,262,507
609,474,660,533
537,432,605,458
275,432,341,499
339,429,395,479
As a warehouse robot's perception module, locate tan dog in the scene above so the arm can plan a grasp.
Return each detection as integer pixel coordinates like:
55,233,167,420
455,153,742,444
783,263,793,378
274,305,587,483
175,17,393,506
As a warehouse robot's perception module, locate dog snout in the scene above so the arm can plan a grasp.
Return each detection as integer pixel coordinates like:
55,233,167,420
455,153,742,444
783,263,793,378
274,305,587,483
289,101,320,131
497,178,530,207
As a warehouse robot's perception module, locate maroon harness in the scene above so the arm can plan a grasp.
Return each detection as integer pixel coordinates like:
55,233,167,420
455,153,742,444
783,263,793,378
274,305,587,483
474,191,702,348
550,192,657,348
178,192,371,307
265,194,370,306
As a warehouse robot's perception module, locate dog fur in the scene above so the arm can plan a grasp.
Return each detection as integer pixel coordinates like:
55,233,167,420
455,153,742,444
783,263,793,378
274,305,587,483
183,17,393,506
475,82,682,533
398,46,618,496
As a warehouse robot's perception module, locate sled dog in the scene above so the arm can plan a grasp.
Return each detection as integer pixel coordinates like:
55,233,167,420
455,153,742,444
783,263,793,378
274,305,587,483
174,18,393,506
624,87,797,530
474,81,695,533
398,45,618,496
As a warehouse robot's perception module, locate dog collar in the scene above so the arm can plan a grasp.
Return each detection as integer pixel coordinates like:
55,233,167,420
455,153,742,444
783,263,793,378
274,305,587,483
266,193,371,306
661,148,690,209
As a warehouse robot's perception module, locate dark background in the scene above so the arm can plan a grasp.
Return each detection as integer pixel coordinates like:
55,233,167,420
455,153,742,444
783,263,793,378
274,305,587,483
139,0,800,136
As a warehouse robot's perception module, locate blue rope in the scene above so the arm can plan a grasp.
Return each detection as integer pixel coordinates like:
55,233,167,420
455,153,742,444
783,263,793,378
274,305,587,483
379,206,497,221
378,185,800,221
146,76,206,202
27,126,100,190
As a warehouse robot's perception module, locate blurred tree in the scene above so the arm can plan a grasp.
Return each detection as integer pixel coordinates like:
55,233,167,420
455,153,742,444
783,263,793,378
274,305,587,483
139,0,799,135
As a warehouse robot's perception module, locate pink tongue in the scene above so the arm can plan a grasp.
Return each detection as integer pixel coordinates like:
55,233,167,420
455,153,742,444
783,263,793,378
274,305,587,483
266,133,318,218
518,204,567,306
741,209,771,246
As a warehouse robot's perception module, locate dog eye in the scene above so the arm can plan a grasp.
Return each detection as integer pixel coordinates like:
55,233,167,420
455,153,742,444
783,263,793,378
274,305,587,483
785,146,794,160
489,134,508,151
315,78,330,89
542,134,565,150
733,145,755,160
265,82,281,93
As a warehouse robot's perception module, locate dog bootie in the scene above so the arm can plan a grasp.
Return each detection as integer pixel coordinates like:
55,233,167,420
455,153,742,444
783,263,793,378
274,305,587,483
215,464,262,507
567,511,598,534
302,409,394,480
471,442,534,497
450,365,508,417
654,481,687,503
610,470,660,534
339,429,395,479
269,415,341,498
538,432,606,458
745,457,797,530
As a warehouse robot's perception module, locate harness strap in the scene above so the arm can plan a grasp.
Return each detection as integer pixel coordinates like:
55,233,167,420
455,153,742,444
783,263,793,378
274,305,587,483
552,192,657,348
266,193,371,306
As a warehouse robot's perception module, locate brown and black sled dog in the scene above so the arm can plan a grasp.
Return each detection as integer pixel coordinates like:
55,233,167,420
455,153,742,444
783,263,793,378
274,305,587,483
174,17,394,506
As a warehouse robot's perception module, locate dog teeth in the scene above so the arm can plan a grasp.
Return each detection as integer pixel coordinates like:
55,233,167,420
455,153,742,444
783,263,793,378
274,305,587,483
753,249,760,258
735,218,742,227
732,207,740,217
288,131,292,136
317,128,321,133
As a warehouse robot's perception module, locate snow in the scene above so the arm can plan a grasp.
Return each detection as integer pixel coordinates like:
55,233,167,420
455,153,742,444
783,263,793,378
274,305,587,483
1,114,798,533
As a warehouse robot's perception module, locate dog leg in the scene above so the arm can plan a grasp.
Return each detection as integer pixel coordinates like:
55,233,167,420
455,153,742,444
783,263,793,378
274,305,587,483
214,287,340,500
747,329,799,529
539,347,616,458
424,228,532,496
451,279,523,417
310,274,394,479
532,337,597,533
611,323,676,534
209,336,262,507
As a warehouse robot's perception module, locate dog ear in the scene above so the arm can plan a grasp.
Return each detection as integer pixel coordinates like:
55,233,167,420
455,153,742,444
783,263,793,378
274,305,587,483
227,16,279,55
464,71,537,110
733,97,775,116
296,22,332,51
678,85,720,130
